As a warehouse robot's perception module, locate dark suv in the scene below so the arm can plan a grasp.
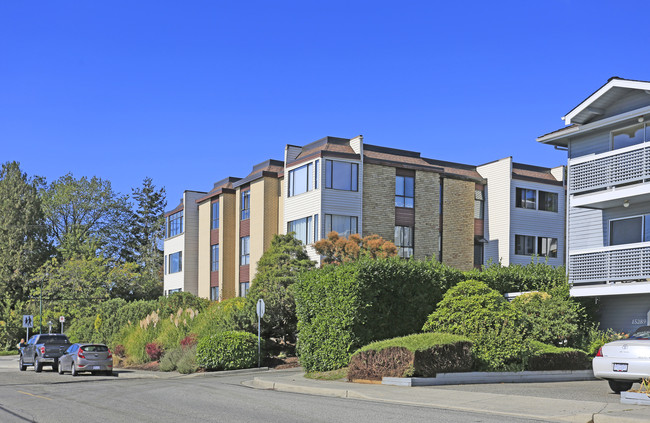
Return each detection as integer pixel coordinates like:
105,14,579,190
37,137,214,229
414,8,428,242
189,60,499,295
19,334,71,372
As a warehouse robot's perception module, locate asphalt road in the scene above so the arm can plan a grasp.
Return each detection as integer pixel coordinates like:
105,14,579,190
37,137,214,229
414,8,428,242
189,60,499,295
0,356,560,423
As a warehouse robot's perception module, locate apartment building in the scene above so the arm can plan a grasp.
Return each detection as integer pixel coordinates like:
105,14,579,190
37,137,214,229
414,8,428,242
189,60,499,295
164,136,565,299
538,77,650,332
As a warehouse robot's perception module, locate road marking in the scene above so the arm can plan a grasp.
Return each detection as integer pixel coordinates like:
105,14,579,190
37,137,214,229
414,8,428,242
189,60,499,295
17,391,52,401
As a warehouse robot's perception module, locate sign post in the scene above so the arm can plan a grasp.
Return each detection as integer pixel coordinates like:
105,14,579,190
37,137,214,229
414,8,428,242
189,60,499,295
22,315,33,341
59,316,65,334
256,299,265,368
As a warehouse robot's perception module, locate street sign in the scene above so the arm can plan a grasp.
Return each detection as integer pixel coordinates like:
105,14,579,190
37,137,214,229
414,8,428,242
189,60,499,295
22,315,33,328
59,316,65,323
256,299,265,318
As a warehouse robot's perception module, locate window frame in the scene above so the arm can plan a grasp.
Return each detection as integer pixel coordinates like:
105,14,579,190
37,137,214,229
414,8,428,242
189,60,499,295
210,244,219,272
538,190,558,213
394,225,414,258
514,235,536,256
240,236,250,265
609,215,645,246
167,210,184,237
324,159,359,192
537,237,558,258
515,188,537,210
169,251,183,273
395,175,415,208
211,201,219,229
241,190,250,220
288,162,314,197
611,122,649,151
210,286,219,301
324,214,358,237
287,216,313,245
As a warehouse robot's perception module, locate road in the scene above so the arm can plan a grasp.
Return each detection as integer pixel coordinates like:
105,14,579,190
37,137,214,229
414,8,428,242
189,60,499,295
0,355,620,423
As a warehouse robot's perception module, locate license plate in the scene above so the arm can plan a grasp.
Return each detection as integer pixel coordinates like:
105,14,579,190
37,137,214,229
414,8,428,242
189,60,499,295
92,366,100,370
613,363,628,372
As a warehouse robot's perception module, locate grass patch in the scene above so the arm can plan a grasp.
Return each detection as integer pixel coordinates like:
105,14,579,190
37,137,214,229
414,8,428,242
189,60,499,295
305,367,348,381
0,350,19,356
355,332,471,355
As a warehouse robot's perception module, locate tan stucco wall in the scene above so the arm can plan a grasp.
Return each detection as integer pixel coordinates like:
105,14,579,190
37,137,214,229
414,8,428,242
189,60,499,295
197,200,211,299
441,178,475,271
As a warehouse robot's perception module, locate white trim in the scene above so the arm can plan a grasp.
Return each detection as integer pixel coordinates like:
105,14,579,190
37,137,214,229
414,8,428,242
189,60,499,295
569,240,650,256
570,281,650,297
564,79,650,125
570,182,650,209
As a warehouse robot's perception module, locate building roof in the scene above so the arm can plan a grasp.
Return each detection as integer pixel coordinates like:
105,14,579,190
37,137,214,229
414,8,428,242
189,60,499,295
195,177,241,203
512,162,563,186
363,144,442,172
232,159,284,188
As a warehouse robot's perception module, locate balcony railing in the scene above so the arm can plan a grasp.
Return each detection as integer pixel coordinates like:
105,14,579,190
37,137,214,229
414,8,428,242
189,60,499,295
569,242,650,284
568,143,650,194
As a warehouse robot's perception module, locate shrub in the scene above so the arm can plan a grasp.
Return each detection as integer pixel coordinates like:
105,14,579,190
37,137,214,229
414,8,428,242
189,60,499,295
180,333,198,349
465,261,567,294
348,333,473,381
176,345,198,374
527,341,591,371
145,342,164,361
114,344,125,358
422,280,529,371
196,331,259,371
159,347,184,372
294,257,463,372
191,298,254,339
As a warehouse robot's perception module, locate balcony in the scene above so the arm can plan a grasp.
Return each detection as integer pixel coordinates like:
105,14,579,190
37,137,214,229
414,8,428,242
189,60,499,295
568,143,650,195
569,242,650,285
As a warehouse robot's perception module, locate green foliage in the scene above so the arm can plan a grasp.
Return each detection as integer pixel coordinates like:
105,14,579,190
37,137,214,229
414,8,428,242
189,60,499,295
527,340,591,371
246,233,314,345
355,332,472,354
422,280,530,371
586,327,629,356
196,331,259,371
176,345,198,374
465,261,566,294
192,298,254,339
159,346,184,372
294,257,463,372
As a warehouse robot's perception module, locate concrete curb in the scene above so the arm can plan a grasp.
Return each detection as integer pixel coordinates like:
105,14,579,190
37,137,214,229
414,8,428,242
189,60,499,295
244,377,369,399
383,370,596,386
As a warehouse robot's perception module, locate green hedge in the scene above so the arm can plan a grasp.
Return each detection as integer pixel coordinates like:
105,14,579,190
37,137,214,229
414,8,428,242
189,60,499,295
527,341,591,371
294,257,463,372
196,331,259,371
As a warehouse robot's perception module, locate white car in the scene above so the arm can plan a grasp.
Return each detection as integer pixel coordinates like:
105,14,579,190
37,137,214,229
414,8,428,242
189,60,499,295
593,326,650,393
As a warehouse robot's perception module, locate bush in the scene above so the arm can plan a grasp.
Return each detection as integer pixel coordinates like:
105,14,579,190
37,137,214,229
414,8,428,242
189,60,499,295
527,341,591,371
159,344,198,373
422,280,529,371
465,261,567,294
294,257,463,372
348,333,473,381
191,298,254,339
114,344,125,358
196,331,259,371
159,347,184,372
180,333,198,348
145,342,164,361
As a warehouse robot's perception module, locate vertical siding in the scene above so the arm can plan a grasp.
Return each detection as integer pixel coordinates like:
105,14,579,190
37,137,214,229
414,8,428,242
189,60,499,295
196,200,211,299
477,158,512,266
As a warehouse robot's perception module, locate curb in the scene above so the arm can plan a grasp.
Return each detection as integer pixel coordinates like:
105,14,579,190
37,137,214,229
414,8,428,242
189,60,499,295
245,377,368,399
383,370,596,386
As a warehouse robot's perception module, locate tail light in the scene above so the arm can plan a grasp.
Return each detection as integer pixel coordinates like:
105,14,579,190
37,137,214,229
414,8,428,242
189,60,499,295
107,349,112,359
39,346,45,354
78,349,85,359
595,347,603,357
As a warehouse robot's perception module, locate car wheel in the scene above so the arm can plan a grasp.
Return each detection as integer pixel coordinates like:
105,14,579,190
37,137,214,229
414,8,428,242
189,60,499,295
71,363,78,377
608,380,634,393
57,361,64,374
19,356,26,371
34,357,42,373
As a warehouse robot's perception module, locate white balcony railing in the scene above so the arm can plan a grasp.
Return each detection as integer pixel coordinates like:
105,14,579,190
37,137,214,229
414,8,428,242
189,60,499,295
569,242,650,284
568,143,650,194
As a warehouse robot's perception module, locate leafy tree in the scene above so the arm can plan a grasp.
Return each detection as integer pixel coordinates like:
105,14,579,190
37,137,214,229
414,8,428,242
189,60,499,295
41,173,130,259
246,233,315,345
314,232,397,264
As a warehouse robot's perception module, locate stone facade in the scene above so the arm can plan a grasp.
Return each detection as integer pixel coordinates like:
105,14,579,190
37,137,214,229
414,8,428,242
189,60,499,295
414,171,440,260
362,163,395,241
441,178,475,271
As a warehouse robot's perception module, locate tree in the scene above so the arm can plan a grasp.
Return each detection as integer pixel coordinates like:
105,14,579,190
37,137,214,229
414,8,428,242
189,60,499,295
41,173,130,259
125,177,166,278
0,162,50,300
314,232,397,264
246,233,315,346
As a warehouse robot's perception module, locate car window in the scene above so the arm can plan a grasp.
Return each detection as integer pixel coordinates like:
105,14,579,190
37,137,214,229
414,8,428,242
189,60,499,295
27,336,37,345
83,345,109,352
39,335,70,344
65,345,77,354
631,326,650,339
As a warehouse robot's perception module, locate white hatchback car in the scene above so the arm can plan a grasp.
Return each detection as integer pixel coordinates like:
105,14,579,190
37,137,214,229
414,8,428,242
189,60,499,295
593,326,650,393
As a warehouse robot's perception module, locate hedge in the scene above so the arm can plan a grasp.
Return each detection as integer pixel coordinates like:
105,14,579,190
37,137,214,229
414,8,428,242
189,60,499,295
526,341,591,371
196,331,259,371
294,257,463,372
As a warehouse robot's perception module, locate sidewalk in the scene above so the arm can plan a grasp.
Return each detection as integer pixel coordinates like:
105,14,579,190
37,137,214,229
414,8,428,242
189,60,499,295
242,368,650,423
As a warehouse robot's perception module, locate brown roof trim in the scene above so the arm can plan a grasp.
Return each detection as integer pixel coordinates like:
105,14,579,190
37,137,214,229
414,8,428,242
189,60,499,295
164,203,184,217
196,187,236,203
363,157,443,173
441,173,486,184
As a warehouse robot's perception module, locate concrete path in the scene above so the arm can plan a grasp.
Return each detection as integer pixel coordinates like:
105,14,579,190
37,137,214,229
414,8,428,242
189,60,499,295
243,368,650,423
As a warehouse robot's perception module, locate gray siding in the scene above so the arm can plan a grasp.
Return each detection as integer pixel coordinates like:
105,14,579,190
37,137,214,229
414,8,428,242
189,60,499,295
568,206,604,251
598,294,650,333
568,130,610,159
601,90,650,121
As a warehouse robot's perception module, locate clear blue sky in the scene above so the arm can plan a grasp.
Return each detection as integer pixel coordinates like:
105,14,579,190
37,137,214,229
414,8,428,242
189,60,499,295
2,1,648,209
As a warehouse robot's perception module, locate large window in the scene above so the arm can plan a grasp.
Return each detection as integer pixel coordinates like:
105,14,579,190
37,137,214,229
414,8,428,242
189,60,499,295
288,163,313,197
325,214,358,237
515,235,558,257
612,123,650,150
395,176,414,208
610,216,646,246
211,202,219,229
240,282,250,298
515,188,536,210
169,251,182,273
394,226,414,258
325,160,358,191
315,160,319,189
211,244,219,272
515,235,535,256
241,190,250,220
240,236,250,265
210,286,219,301
474,190,484,219
167,210,183,237
288,216,312,244
538,191,558,212
537,237,558,258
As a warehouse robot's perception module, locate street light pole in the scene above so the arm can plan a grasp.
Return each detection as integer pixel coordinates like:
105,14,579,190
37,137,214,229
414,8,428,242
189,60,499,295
39,275,43,334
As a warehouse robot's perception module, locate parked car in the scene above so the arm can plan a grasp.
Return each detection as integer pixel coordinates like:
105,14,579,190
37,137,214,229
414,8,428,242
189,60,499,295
593,326,650,393
58,343,113,376
19,334,71,373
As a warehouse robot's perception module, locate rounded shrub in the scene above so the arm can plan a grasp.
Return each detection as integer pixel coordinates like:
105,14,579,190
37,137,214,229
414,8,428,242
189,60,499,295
196,331,259,371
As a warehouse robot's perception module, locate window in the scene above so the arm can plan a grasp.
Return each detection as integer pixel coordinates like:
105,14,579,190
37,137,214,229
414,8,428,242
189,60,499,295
211,202,219,229
168,288,182,295
210,286,219,301
474,243,484,268
169,251,182,273
240,282,250,298
315,160,319,189
612,123,646,150
288,216,312,244
314,214,319,242
610,216,644,246
167,210,183,237
474,190,484,219
515,235,535,256
325,160,358,191
538,191,558,212
164,255,167,275
394,226,414,258
241,190,250,220
515,188,536,210
537,237,558,258
325,214,358,237
288,163,313,197
240,236,250,265
211,244,219,272
395,176,414,208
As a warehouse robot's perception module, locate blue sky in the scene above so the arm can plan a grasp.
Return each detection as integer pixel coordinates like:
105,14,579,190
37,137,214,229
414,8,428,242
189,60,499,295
2,1,648,209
